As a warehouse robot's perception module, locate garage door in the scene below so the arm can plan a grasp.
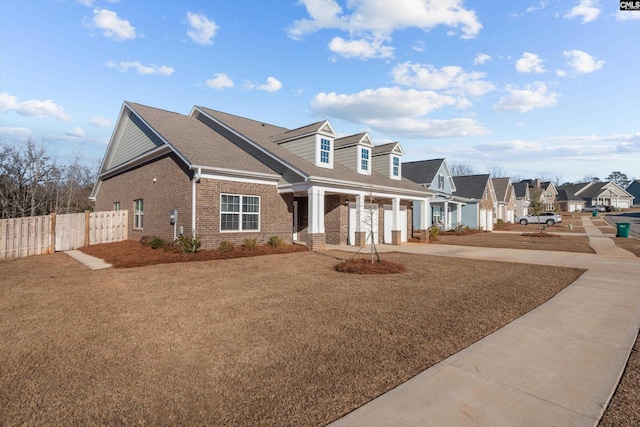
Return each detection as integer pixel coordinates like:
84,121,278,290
348,202,379,245
383,205,408,244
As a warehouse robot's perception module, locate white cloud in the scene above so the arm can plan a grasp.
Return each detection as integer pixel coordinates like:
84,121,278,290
66,127,85,137
89,116,112,127
563,49,604,74
515,52,546,73
310,86,488,137
564,0,600,23
288,0,482,59
107,61,174,75
556,69,567,77
473,53,491,65
493,82,559,112
87,9,136,41
392,62,495,96
0,92,72,121
0,127,34,140
616,10,640,20
186,12,218,45
328,36,394,59
246,77,283,92
205,73,234,89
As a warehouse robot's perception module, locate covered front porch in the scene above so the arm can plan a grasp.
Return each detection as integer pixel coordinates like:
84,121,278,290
284,184,429,250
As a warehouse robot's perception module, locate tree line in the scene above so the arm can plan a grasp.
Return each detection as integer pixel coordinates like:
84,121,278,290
0,139,97,219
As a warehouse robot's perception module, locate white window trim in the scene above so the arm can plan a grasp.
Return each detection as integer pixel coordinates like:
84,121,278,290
358,147,371,175
133,199,143,230
220,194,261,233
316,135,333,169
390,155,401,180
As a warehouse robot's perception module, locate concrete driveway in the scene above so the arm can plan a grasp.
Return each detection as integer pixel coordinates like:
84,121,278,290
605,211,640,238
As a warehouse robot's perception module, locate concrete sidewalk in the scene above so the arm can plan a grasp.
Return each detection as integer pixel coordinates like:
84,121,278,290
65,250,112,270
327,221,640,426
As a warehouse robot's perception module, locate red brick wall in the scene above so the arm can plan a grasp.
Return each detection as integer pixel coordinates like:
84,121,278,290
195,179,293,249
94,153,193,242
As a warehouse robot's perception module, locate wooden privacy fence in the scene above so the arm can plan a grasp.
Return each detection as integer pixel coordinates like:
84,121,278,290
0,210,128,260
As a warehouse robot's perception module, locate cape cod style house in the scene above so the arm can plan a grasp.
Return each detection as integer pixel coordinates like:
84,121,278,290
557,181,634,209
90,102,436,250
401,159,464,231
451,174,497,231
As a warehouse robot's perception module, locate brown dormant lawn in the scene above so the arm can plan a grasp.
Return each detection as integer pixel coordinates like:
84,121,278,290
1,250,584,426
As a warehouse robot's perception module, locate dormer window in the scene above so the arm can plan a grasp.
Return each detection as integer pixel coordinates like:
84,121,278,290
319,137,332,166
392,156,400,178
438,174,445,189
359,147,370,174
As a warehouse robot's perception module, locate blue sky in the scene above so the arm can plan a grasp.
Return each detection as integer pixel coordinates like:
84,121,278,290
1,0,638,182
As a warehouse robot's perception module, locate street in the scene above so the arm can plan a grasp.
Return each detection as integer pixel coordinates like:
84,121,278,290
605,210,640,239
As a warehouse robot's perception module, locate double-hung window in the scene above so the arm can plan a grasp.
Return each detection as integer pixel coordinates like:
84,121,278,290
134,199,143,229
320,138,331,164
392,156,400,177
360,148,369,172
114,201,120,211
220,194,260,232
438,174,445,189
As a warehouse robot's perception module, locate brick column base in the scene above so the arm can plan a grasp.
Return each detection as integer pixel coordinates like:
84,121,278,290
354,231,367,247
419,229,429,243
391,230,402,245
307,233,326,251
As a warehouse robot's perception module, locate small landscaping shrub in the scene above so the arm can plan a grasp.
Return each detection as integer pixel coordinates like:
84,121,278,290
218,241,235,252
141,236,165,249
243,238,257,250
176,234,202,253
428,225,440,241
268,236,283,248
496,219,506,230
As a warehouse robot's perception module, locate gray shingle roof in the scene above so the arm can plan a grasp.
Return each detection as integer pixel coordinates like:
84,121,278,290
372,142,399,155
452,174,491,199
401,159,444,185
556,183,589,196
195,106,429,193
492,177,511,202
127,102,277,176
513,182,529,198
556,189,585,202
335,133,367,148
270,121,327,143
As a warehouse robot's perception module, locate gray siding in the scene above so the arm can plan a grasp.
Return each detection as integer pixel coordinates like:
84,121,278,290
334,146,357,170
428,163,454,195
108,112,164,169
280,135,316,164
461,203,479,228
372,155,389,177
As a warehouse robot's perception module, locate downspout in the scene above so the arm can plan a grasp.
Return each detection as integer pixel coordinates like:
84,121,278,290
191,168,201,236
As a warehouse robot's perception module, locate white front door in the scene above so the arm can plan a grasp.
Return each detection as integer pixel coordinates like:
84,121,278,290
349,202,379,245
383,205,408,244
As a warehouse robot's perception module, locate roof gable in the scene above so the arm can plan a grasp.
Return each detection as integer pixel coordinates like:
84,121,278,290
492,177,513,203
401,159,444,185
334,132,374,149
452,174,492,200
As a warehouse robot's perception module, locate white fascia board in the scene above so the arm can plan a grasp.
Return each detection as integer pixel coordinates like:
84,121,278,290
192,106,308,180
300,175,433,199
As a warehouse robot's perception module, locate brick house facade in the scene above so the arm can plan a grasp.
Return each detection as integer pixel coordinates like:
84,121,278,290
91,102,433,250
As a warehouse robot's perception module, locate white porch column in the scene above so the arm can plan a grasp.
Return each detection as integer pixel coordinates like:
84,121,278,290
307,187,325,234
420,199,431,229
392,197,400,229
456,202,462,225
355,193,365,233
443,201,449,229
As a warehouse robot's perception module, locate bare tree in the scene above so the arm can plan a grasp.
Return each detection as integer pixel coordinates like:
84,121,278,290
449,162,475,177
487,165,506,178
606,171,631,188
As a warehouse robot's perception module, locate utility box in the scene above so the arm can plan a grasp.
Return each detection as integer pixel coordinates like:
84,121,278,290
169,210,178,225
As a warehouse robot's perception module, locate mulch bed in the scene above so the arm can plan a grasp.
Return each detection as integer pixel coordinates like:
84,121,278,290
432,232,595,253
599,330,640,426
80,240,308,268
334,257,406,274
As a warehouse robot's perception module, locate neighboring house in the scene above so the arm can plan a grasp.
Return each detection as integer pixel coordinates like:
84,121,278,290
519,179,557,210
90,102,434,250
558,181,634,209
492,177,516,223
402,158,463,230
555,189,586,212
451,174,497,231
513,181,531,218
626,180,640,207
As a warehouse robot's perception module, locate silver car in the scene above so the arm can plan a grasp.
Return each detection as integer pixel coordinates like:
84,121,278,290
519,212,563,226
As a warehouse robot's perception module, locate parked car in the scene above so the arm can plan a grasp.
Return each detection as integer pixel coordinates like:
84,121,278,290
584,205,607,212
519,212,563,226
